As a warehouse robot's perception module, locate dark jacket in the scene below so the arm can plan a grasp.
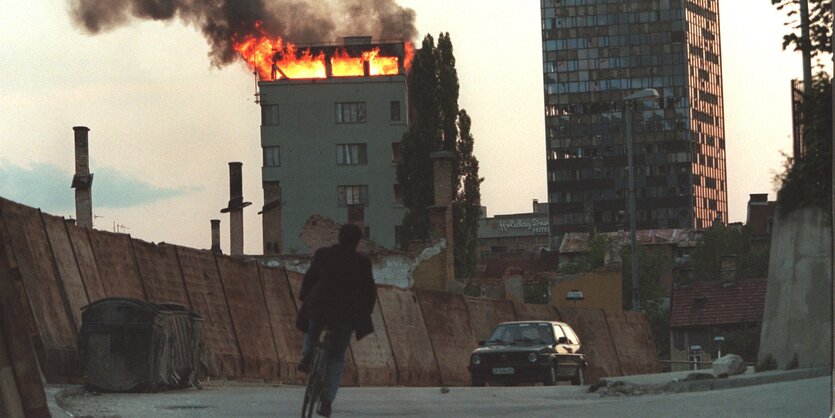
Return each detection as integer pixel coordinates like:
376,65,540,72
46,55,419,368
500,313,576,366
295,244,377,340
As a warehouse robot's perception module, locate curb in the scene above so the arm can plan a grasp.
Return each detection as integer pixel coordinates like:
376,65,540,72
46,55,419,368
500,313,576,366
594,367,829,396
48,385,86,418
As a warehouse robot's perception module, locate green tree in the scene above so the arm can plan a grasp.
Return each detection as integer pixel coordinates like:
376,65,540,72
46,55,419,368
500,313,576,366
770,0,832,57
454,110,483,279
691,223,770,281
620,245,669,358
773,70,833,216
397,35,441,245
620,245,666,312
397,33,483,281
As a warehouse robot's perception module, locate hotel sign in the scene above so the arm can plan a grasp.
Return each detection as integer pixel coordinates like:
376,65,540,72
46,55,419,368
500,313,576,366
495,218,550,234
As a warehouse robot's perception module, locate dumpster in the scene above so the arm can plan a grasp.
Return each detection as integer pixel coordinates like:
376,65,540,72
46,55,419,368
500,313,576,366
78,298,204,392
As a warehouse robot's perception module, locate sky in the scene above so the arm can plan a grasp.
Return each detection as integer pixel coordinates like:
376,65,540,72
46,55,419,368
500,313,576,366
0,1,809,254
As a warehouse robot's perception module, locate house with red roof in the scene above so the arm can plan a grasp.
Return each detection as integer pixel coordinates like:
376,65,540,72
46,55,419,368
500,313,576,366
668,276,768,371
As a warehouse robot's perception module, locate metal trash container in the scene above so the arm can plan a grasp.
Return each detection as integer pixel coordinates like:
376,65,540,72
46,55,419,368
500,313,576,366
78,298,204,392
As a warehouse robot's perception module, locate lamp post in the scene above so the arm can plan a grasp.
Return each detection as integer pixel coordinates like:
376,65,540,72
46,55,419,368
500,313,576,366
623,88,660,312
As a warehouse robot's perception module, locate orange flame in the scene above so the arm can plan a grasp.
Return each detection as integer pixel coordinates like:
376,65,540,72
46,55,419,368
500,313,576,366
233,22,414,81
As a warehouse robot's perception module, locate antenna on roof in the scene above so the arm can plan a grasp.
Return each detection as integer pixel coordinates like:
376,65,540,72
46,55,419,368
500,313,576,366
253,71,261,105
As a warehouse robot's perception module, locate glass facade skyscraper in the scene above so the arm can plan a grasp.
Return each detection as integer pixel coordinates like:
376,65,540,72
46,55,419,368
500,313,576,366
541,0,727,246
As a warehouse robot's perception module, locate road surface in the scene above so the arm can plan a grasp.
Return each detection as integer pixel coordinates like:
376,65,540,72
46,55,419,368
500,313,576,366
60,376,830,417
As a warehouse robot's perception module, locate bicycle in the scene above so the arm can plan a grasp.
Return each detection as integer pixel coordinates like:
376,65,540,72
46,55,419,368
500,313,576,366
301,327,333,418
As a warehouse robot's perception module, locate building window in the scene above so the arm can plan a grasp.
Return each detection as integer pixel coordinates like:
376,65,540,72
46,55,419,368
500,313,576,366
393,183,403,205
262,104,279,125
337,185,369,206
391,142,402,163
264,241,279,254
263,146,280,167
336,143,367,165
390,100,401,121
335,102,366,124
394,225,403,246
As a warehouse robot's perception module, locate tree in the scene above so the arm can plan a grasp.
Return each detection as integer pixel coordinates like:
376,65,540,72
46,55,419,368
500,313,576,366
620,245,666,312
397,35,441,246
397,33,483,281
773,70,833,215
454,110,483,280
691,223,770,281
770,0,832,57
620,245,669,358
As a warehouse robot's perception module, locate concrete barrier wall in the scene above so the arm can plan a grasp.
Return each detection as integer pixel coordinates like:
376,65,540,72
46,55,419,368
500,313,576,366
349,299,397,386
556,307,622,382
175,246,242,378
87,229,146,299
216,256,278,380
41,213,89,330
0,200,79,379
0,198,662,385
131,240,190,306
377,286,441,386
604,311,661,375
65,224,107,302
258,264,305,385
416,290,477,386
464,298,517,342
759,206,833,369
514,302,562,322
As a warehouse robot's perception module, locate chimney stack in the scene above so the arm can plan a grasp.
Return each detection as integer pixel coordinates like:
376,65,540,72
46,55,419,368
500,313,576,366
220,162,251,256
71,126,94,228
720,254,737,282
210,219,222,255
428,151,455,288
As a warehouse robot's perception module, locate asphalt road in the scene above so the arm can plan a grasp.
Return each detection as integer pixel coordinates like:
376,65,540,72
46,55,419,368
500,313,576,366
60,377,831,418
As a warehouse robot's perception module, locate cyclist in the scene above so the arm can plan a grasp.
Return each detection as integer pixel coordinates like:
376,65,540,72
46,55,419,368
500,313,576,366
295,223,377,417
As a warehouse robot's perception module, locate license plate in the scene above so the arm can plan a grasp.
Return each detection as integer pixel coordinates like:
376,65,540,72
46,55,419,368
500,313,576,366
492,367,515,375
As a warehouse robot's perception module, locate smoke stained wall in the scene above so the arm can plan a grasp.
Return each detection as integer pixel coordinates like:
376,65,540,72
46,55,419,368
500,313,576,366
68,0,417,68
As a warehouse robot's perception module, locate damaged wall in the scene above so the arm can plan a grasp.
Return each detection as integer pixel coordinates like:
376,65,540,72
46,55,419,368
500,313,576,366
0,197,661,387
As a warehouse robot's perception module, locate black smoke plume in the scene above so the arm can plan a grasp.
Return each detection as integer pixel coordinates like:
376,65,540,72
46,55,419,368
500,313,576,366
68,0,417,67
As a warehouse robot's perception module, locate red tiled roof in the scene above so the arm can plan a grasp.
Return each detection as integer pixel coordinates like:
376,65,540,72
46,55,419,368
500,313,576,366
669,278,767,328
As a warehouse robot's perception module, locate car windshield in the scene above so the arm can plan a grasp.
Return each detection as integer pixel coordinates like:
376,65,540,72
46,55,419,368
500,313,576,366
486,323,555,346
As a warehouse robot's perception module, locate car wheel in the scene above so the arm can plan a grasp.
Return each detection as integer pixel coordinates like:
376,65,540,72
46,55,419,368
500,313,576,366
471,377,486,387
543,365,556,386
570,369,584,386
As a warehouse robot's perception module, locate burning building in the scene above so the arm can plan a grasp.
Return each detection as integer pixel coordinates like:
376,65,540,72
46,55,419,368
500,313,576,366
250,36,412,254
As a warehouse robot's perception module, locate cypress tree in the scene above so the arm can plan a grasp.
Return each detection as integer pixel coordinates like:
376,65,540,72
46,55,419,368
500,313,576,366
397,35,441,245
397,33,483,282
454,110,483,280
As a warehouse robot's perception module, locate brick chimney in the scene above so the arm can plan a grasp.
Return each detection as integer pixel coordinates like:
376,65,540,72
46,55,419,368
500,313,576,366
720,254,737,282
210,219,222,255
71,126,94,228
428,151,455,288
220,162,251,256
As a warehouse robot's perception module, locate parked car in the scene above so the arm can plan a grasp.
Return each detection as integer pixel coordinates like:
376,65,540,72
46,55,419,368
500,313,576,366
467,321,586,386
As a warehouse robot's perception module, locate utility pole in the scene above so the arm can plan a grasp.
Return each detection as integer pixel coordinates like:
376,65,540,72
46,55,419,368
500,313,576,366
800,0,812,92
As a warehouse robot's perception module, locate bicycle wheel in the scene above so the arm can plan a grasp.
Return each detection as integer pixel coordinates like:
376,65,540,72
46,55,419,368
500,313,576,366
301,346,329,418
301,348,321,418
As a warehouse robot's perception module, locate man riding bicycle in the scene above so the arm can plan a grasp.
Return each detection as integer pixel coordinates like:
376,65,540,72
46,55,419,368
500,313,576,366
296,224,377,417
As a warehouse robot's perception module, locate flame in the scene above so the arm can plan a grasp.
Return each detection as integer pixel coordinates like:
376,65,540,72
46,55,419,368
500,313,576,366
232,22,414,81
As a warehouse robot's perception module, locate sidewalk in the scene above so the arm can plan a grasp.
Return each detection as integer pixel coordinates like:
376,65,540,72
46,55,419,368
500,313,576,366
591,367,830,396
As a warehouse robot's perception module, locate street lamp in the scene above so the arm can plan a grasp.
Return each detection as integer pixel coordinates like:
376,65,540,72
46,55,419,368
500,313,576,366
624,88,660,312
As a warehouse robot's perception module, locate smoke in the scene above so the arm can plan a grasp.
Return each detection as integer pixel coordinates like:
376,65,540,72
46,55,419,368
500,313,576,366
68,0,417,67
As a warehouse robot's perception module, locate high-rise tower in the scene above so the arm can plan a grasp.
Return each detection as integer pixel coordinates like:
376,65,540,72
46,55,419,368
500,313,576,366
541,0,727,247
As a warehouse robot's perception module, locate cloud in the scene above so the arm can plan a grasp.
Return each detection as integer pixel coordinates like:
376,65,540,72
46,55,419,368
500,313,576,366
0,159,199,213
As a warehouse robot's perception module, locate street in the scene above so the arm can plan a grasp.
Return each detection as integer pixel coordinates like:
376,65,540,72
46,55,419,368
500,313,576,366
60,376,830,418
